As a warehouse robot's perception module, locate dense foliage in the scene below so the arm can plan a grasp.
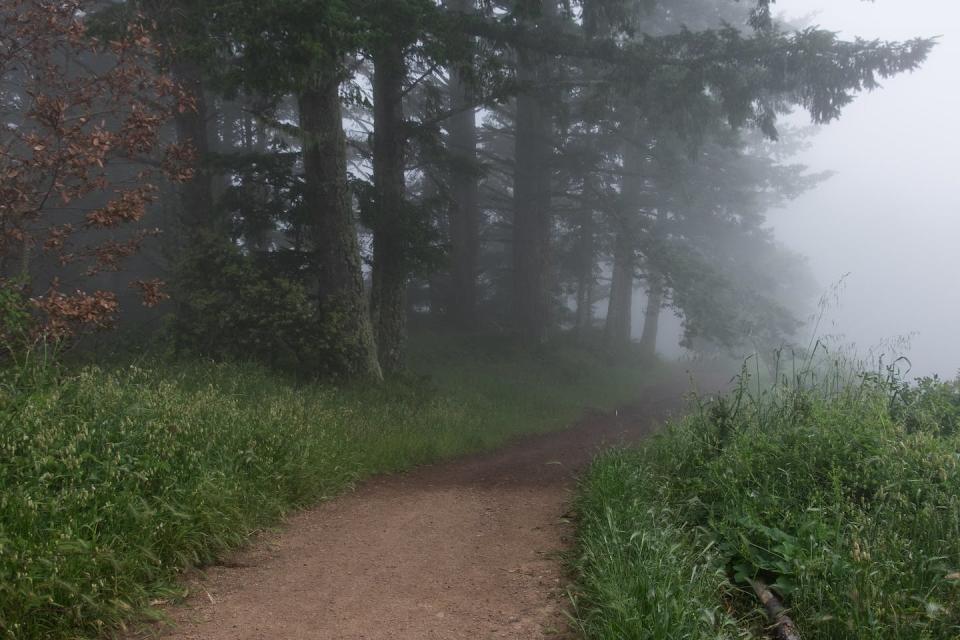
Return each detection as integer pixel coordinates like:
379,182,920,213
0,0,190,339
2,0,932,372
573,363,960,639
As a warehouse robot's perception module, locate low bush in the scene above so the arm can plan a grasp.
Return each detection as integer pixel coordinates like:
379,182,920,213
572,363,960,639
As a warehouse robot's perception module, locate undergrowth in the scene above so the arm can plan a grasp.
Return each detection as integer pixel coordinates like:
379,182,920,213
572,354,960,639
0,333,661,639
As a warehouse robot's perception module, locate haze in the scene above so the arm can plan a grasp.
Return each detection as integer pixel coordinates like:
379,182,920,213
772,0,960,378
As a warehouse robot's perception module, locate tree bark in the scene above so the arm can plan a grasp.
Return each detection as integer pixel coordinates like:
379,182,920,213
604,125,647,351
572,0,607,343
638,272,663,358
751,578,803,640
242,95,272,253
298,73,382,380
167,57,222,327
370,36,408,373
446,0,481,329
142,0,216,241
171,58,215,237
603,230,633,349
574,209,595,340
512,0,554,344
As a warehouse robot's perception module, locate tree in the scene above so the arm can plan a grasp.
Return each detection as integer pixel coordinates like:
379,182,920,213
458,0,932,348
134,0,221,245
204,0,384,379
0,0,190,343
636,124,826,354
52,0,932,376
445,0,482,329
363,0,435,373
510,0,561,344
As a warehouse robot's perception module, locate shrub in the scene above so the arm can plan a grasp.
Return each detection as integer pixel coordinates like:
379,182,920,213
171,242,319,373
573,365,960,639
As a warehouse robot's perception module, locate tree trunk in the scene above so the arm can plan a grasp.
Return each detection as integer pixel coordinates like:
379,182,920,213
573,2,606,343
242,96,272,253
144,0,215,242
446,0,481,329
574,209,595,340
512,0,554,343
603,121,650,352
168,58,220,326
298,73,382,380
751,578,803,640
604,231,633,349
370,37,408,373
638,272,663,359
171,58,215,237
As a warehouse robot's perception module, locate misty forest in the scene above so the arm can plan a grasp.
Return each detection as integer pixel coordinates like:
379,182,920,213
2,0,959,639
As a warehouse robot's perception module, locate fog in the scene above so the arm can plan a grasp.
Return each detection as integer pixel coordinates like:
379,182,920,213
7,0,953,380
770,1,960,378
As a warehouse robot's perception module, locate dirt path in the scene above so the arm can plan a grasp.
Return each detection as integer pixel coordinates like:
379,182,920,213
139,375,706,640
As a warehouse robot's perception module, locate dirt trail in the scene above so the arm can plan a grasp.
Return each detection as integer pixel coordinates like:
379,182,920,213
140,374,710,640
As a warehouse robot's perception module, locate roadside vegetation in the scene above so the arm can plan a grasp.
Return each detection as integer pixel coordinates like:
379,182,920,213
0,2,941,639
0,334,660,640
572,355,960,639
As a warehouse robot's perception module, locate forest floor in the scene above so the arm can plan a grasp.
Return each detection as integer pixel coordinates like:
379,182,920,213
132,373,707,640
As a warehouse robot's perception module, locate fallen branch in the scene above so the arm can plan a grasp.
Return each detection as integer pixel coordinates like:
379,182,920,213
750,578,802,640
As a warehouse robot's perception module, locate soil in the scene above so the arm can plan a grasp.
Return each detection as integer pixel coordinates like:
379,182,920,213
134,371,717,640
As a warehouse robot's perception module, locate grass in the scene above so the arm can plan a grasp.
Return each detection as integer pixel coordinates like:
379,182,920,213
0,332,661,639
571,356,960,639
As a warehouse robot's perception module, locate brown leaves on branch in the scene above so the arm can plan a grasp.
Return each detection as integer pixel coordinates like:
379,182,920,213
84,186,156,229
1,0,192,340
131,278,169,308
88,229,160,274
31,283,119,341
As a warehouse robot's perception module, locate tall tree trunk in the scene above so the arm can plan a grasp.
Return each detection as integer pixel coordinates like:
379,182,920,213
574,209,595,340
370,37,408,373
171,58,215,238
512,0,554,344
446,0,481,329
298,73,382,380
143,0,215,241
168,58,220,326
243,95,272,253
603,122,646,351
604,231,633,349
573,0,607,343
638,272,663,358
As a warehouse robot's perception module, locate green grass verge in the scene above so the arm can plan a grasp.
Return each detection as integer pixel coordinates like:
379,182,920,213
0,333,659,639
571,367,960,639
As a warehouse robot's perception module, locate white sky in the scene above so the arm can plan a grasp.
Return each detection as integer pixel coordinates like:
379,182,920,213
768,0,960,378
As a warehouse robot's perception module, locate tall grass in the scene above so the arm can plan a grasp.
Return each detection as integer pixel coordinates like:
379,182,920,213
572,352,960,639
0,334,661,639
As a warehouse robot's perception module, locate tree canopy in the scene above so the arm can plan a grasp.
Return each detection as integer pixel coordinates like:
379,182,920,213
0,0,935,373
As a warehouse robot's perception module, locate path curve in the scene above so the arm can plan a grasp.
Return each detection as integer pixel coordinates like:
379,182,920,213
137,375,701,640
